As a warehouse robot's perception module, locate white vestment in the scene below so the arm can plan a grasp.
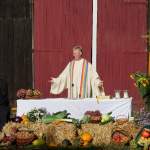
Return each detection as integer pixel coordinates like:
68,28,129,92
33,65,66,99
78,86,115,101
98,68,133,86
50,58,104,98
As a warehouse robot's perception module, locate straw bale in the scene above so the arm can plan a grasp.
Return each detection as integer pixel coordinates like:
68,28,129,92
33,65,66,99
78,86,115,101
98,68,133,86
78,123,113,145
46,122,77,146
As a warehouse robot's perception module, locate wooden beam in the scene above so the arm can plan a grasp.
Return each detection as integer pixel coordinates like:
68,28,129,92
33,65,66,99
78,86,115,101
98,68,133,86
92,0,98,70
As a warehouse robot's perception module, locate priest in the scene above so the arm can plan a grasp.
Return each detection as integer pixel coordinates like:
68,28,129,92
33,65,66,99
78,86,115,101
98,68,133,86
50,46,105,99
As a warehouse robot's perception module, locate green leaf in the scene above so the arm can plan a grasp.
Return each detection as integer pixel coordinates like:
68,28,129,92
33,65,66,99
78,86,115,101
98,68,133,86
80,115,91,124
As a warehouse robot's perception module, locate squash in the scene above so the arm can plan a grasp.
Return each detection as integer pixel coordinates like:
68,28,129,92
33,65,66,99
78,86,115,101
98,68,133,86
80,132,93,146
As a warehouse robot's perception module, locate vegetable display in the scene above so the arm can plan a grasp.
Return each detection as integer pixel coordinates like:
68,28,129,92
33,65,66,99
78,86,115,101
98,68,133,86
81,110,102,124
100,112,113,124
0,108,145,149
136,126,150,150
42,110,71,123
112,131,130,144
27,108,47,122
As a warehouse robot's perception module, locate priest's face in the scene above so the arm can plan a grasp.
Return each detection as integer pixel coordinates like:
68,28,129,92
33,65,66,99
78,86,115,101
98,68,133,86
73,49,82,60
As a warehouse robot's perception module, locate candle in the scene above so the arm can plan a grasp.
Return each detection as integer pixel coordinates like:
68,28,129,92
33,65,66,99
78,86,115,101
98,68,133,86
115,90,120,98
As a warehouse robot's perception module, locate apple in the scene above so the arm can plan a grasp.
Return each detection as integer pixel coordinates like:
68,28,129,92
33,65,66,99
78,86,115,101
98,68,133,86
141,130,150,138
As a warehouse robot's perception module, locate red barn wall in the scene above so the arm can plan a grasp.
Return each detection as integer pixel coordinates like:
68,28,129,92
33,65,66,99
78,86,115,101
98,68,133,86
34,0,148,109
97,0,147,109
34,0,92,98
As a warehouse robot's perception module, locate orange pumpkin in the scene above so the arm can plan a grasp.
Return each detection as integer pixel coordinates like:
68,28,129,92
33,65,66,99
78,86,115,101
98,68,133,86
81,132,93,143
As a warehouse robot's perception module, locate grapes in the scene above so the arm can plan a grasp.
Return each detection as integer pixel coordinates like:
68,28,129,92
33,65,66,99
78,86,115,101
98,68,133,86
84,110,102,123
84,110,101,116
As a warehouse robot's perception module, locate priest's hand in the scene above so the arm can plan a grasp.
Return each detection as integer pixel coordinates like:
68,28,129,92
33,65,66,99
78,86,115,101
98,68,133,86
98,81,105,93
48,77,55,83
98,81,103,87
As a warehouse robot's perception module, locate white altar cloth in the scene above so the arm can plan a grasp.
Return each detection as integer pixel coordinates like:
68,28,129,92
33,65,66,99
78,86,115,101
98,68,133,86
17,98,132,119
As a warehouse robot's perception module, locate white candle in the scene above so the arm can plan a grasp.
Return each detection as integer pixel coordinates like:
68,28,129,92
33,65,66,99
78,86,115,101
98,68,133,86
123,90,129,98
115,90,120,98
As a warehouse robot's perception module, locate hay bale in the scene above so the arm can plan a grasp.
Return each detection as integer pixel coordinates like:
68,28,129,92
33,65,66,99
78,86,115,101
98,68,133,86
26,122,48,139
46,122,77,146
78,123,113,145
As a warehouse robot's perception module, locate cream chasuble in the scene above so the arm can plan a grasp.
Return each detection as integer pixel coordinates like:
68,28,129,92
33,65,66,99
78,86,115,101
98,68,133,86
50,58,104,98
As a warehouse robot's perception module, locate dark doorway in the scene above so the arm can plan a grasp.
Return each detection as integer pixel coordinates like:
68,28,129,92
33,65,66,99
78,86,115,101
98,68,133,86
148,0,150,76
0,0,33,105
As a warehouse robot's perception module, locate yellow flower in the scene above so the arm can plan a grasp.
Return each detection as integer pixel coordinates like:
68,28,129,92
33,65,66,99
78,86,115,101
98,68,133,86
142,83,147,87
144,79,149,85
21,115,29,124
141,79,149,86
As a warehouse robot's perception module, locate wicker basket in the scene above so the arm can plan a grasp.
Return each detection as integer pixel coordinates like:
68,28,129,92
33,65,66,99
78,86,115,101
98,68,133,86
113,121,139,138
17,137,35,145
16,131,36,145
111,129,131,144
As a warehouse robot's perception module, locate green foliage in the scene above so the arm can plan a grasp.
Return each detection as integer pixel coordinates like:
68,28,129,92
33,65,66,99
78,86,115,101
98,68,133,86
52,110,70,119
130,72,150,99
80,115,91,124
27,108,47,122
42,110,71,124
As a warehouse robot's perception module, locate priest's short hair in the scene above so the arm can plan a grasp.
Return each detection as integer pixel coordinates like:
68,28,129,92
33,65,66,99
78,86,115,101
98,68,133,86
72,46,83,53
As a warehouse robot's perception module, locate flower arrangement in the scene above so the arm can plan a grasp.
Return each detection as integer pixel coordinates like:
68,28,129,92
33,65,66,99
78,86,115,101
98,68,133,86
130,72,150,98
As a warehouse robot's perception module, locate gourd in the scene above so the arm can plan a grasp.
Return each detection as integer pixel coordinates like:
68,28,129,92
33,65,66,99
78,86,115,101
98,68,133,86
80,132,93,146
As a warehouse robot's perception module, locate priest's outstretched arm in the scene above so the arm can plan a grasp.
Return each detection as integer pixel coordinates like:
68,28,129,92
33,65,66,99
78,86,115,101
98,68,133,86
89,64,105,97
50,63,70,94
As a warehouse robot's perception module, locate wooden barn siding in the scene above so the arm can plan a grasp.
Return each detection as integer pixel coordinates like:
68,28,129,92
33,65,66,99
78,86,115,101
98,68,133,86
0,0,32,104
34,0,92,98
97,0,147,109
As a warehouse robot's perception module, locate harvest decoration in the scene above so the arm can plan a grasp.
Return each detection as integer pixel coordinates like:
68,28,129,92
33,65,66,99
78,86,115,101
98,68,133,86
0,109,147,149
21,115,29,124
16,89,41,99
135,126,150,150
80,132,93,146
130,72,150,111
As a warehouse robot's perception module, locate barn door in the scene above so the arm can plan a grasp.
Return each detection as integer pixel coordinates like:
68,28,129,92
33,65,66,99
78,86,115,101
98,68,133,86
34,0,92,98
0,0,32,104
97,0,148,109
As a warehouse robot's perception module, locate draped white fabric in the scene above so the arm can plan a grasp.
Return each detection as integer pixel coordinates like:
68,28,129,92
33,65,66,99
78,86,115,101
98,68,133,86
50,58,104,98
17,98,132,120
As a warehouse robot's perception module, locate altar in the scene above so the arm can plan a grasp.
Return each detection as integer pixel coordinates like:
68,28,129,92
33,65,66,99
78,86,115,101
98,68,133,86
17,98,132,119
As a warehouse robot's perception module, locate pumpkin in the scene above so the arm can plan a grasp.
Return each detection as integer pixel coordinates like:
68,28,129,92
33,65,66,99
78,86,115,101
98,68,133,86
81,132,93,145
